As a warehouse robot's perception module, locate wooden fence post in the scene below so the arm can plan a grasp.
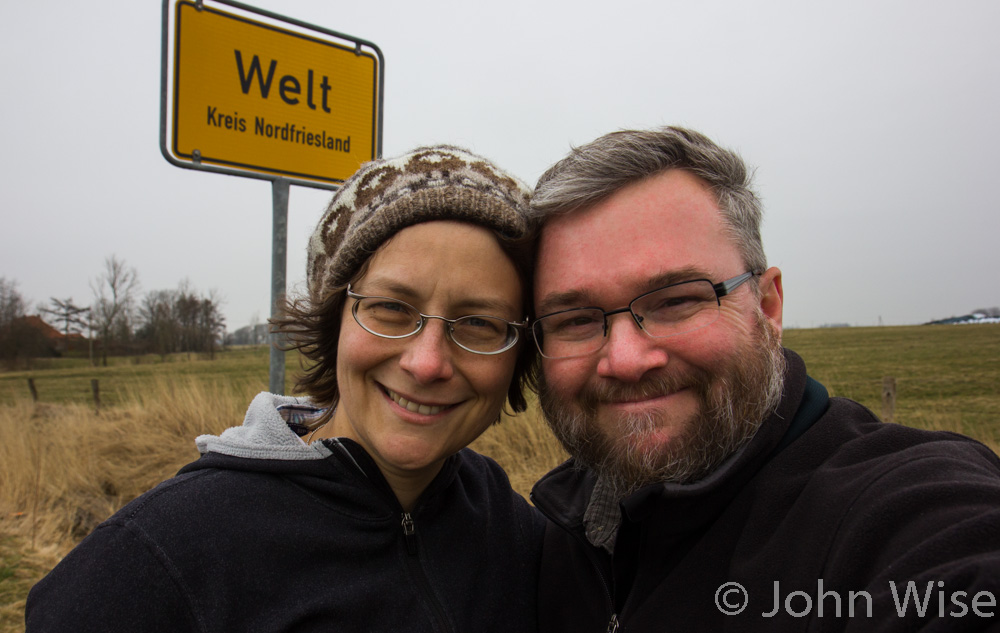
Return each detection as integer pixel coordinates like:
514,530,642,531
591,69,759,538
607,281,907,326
881,377,896,424
91,379,101,415
28,378,38,402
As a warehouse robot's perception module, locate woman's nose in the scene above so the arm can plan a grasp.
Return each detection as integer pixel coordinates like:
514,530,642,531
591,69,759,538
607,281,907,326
398,319,456,383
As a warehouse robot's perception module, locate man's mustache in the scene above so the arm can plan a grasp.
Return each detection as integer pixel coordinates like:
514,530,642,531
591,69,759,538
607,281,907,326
578,369,711,413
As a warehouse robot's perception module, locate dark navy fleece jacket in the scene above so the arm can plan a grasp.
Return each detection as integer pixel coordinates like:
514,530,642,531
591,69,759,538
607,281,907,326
532,350,1000,632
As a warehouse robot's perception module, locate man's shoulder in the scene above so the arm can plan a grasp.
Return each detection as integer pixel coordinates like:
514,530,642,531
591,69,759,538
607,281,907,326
809,396,1000,472
770,395,1000,525
530,458,595,526
740,399,1000,597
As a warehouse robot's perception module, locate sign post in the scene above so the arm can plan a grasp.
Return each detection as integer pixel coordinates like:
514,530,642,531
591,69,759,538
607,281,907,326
161,0,383,393
270,178,289,394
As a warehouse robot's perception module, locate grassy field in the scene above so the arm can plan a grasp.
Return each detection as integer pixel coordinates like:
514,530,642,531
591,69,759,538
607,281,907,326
0,346,280,408
784,324,1000,447
1,324,998,631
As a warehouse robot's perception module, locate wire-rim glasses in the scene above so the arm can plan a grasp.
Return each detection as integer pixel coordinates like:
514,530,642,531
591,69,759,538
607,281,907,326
531,271,761,359
347,284,527,355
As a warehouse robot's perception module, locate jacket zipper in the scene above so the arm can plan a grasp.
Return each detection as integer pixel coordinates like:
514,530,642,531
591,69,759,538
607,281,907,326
532,495,620,629
607,613,620,632
401,511,417,555
399,511,453,631
329,444,451,628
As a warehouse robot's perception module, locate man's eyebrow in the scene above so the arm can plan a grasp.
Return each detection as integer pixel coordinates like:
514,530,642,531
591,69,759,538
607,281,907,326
642,267,712,291
536,290,595,316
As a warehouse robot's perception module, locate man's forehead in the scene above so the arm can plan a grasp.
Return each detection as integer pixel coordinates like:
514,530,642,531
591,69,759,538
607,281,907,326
534,170,745,312
537,170,723,242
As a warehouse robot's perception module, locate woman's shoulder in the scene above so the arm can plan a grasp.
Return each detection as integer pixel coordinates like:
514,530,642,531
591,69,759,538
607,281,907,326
453,447,512,484
452,449,538,514
94,464,288,545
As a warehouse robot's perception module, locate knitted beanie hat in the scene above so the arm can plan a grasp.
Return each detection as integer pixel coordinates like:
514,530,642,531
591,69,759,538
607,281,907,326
306,145,532,301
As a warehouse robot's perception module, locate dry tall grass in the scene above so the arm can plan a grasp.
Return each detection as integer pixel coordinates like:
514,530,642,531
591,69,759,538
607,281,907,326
474,405,569,498
1,379,261,555
0,378,264,632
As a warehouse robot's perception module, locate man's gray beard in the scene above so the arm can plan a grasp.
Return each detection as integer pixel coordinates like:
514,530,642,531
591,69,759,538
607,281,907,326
539,313,786,496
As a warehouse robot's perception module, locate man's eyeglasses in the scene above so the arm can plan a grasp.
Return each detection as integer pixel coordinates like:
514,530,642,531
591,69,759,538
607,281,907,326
531,271,761,359
347,285,527,355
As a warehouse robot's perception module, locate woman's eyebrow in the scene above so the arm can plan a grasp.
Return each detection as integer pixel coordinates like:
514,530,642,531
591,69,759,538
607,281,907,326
358,277,519,316
451,297,520,316
355,277,420,299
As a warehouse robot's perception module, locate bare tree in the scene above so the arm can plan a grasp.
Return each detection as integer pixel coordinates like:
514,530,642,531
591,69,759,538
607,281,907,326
91,255,140,366
0,278,26,330
175,285,200,358
136,283,226,359
40,298,90,352
199,290,226,359
248,311,261,345
0,277,49,368
137,289,179,360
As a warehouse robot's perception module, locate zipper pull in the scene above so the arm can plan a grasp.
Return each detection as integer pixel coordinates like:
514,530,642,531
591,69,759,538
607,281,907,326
606,613,620,633
401,512,417,555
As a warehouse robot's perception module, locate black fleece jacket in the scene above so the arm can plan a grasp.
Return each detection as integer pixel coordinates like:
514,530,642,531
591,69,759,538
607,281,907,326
27,438,543,633
531,350,1000,632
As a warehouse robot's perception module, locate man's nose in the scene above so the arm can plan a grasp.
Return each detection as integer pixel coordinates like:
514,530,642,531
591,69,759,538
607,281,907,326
596,312,668,382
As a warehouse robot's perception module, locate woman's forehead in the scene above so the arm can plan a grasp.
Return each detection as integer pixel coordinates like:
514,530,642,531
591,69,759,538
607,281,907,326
355,222,523,314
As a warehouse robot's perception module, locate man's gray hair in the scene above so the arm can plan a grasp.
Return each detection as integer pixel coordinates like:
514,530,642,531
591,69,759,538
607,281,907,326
531,126,767,274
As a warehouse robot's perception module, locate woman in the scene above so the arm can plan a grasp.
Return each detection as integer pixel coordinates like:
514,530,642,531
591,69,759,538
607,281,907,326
26,146,542,632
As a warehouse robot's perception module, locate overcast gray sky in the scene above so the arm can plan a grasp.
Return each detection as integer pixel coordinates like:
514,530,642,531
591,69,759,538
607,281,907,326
2,0,999,332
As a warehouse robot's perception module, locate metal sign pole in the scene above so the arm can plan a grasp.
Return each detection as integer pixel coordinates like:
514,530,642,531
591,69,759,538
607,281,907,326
269,178,289,394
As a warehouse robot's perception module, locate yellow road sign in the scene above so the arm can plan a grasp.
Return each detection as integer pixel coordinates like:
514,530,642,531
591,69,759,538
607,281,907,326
163,0,383,186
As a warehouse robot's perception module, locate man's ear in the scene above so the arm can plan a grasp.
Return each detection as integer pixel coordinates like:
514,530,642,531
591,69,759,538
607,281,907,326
758,267,783,337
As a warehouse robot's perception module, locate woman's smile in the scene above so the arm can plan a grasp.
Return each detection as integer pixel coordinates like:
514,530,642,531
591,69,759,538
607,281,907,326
382,385,459,417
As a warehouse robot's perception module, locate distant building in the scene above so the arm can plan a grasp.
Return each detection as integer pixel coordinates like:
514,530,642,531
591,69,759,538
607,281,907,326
226,323,270,346
926,313,1000,325
19,315,88,353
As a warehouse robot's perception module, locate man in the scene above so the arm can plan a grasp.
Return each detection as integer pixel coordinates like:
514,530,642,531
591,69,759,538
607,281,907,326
528,126,1000,632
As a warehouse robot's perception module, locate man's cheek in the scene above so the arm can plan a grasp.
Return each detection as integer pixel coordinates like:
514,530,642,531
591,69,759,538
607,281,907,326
542,360,591,400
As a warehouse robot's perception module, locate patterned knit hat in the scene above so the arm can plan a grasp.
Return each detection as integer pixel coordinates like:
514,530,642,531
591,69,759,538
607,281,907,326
306,145,532,301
